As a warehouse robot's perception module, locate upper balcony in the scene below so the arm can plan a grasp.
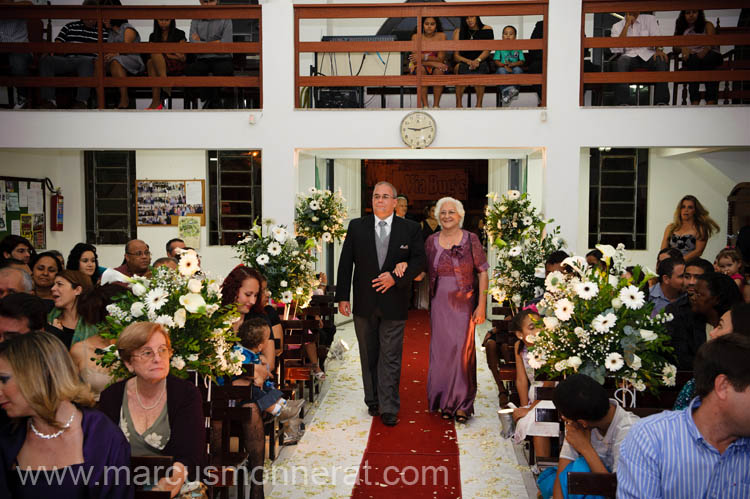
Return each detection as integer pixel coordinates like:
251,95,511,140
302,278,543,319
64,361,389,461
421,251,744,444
1,1,748,112
0,3,261,110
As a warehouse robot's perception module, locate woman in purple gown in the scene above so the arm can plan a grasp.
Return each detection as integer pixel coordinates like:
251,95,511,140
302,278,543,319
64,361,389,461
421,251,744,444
0,331,132,499
425,197,489,423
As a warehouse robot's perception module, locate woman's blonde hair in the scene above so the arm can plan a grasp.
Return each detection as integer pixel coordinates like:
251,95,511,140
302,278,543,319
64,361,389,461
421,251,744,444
435,196,465,228
0,331,95,428
117,322,171,364
669,195,720,241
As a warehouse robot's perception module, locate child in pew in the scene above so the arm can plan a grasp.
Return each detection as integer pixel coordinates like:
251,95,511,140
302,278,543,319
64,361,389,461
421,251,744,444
537,374,640,499
510,307,553,458
232,317,304,443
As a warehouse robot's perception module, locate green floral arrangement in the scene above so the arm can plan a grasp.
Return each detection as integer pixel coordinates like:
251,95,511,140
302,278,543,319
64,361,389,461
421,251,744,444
97,251,244,381
295,187,348,244
485,190,565,310
234,219,320,309
529,244,677,393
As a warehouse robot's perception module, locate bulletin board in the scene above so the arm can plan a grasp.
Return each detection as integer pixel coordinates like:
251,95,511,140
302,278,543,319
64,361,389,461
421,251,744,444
136,179,206,226
0,176,47,250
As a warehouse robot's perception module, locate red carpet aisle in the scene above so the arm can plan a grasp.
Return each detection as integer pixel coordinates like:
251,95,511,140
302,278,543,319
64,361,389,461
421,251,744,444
351,310,462,498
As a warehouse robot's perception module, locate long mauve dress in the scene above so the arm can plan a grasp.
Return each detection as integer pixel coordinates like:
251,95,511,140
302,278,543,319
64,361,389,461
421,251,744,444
426,230,489,416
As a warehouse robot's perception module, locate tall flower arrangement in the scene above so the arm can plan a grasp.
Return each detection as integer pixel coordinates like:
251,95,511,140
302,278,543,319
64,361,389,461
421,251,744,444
234,219,320,309
529,244,677,393
97,251,244,381
485,190,565,309
295,187,348,244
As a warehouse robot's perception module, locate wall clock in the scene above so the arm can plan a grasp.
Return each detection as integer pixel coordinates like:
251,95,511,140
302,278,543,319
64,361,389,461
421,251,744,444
400,111,436,149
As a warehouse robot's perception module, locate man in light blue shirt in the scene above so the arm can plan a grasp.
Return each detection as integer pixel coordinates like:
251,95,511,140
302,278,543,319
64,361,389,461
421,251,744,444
648,257,685,317
617,334,750,498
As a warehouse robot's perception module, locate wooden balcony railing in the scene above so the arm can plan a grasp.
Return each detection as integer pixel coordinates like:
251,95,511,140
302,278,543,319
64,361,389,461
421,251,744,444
581,0,750,106
0,4,261,109
294,1,548,108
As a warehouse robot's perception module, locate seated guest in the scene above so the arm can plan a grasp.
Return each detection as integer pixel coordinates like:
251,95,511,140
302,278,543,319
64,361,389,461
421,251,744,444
165,237,186,258
674,302,750,410
222,265,279,371
545,250,568,274
99,322,206,496
493,25,524,104
408,16,448,108
0,332,131,498
0,258,31,276
48,270,97,348
70,285,122,400
585,249,605,270
37,0,107,109
664,256,713,327
0,267,32,299
0,234,33,265
511,309,553,457
29,251,63,301
67,242,103,285
674,10,722,105
538,374,639,499
0,293,54,343
618,334,750,498
610,11,670,105
185,0,233,109
648,247,684,287
153,257,178,270
716,247,746,294
146,19,187,110
0,0,32,109
113,239,151,277
233,318,304,442
667,272,742,370
453,15,494,108
649,257,685,317
103,3,144,109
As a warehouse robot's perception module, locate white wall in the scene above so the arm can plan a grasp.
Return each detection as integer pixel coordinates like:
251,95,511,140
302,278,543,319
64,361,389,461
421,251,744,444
577,147,739,269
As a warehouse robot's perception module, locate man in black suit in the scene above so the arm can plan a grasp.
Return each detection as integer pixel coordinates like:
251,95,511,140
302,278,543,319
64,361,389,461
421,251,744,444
336,181,426,426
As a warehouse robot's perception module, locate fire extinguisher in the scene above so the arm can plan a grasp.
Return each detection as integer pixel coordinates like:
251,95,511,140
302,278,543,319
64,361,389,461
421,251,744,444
50,188,63,231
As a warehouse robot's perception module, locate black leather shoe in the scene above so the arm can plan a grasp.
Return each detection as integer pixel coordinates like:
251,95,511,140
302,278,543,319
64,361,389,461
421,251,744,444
381,413,399,426
367,405,379,417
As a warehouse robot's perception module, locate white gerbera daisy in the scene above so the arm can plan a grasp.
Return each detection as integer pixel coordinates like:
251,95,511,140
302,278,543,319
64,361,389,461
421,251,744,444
522,216,533,226
619,285,645,310
508,246,522,257
605,352,624,371
267,241,282,256
662,364,677,386
554,298,574,321
545,271,565,291
145,288,169,315
177,251,200,277
256,254,269,266
528,350,546,369
506,190,521,200
322,232,332,242
281,290,293,303
574,281,599,300
592,312,617,333
308,187,317,193
309,200,320,211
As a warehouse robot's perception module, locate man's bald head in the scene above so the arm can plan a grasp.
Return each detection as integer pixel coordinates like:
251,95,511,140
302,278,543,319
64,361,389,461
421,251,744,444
0,267,32,298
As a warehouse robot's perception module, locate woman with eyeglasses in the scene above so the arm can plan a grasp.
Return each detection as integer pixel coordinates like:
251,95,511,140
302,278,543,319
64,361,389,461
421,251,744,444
47,270,98,349
0,331,132,499
99,322,206,497
424,196,488,424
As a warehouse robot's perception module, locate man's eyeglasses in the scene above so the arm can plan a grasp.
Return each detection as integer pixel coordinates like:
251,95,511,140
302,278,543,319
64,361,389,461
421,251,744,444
133,346,171,361
373,194,394,201
127,251,151,257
